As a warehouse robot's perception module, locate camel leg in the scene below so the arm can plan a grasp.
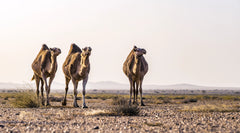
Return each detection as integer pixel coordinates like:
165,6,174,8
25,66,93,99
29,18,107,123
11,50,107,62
132,81,136,104
82,76,88,108
48,75,55,96
40,79,45,105
129,78,133,105
72,79,79,107
34,75,40,98
135,80,139,105
62,77,70,106
140,79,145,106
42,74,50,106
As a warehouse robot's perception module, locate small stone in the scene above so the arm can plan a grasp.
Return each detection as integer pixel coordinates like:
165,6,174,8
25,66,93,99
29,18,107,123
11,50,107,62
93,126,99,129
0,125,4,128
15,112,20,115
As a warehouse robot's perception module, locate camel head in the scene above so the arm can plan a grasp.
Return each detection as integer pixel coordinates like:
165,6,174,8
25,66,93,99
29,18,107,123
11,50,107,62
80,47,92,67
133,46,146,58
50,47,61,56
81,47,92,57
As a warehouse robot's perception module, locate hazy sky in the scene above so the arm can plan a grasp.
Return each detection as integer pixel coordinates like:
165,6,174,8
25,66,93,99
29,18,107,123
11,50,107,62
0,0,240,87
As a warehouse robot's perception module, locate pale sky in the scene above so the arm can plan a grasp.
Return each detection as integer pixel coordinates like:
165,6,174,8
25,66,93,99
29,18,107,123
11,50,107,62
0,0,240,87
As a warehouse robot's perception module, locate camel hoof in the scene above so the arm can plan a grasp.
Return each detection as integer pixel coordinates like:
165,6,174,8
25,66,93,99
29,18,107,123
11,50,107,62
73,103,79,108
129,101,131,105
62,100,67,106
141,103,145,106
46,103,51,106
82,105,88,108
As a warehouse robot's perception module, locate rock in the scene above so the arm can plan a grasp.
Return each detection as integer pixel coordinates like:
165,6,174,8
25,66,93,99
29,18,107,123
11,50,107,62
93,126,99,129
15,112,20,115
0,125,5,128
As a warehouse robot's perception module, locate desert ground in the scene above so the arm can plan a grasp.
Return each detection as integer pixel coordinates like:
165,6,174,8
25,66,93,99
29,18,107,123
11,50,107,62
0,90,240,133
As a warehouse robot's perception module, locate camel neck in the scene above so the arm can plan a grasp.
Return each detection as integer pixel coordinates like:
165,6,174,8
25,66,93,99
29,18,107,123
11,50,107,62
78,56,89,76
133,56,141,75
50,55,57,74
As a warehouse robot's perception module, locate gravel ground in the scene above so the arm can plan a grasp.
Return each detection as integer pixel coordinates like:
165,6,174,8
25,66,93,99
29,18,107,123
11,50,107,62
0,99,240,133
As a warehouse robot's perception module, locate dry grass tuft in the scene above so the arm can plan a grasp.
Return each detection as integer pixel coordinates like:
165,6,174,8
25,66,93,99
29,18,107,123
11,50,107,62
182,103,240,112
83,109,112,116
10,90,40,108
111,97,140,116
111,96,127,105
144,122,163,127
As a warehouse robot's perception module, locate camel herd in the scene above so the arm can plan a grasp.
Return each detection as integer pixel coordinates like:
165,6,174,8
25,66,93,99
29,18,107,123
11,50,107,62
31,44,148,108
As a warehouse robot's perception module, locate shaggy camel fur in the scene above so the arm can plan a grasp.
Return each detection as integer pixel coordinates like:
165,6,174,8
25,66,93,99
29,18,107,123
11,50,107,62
123,46,148,106
31,44,61,105
62,43,91,108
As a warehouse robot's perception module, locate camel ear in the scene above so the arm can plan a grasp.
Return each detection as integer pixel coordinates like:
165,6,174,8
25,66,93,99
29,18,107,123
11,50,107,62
88,47,92,51
82,47,87,51
143,49,146,54
133,46,137,51
50,48,53,51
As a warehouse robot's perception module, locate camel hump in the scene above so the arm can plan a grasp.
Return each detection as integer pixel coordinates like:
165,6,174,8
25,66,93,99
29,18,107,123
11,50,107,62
41,44,49,51
68,43,82,55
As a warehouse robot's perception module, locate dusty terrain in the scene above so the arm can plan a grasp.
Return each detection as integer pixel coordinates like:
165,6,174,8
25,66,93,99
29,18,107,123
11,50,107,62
0,92,240,133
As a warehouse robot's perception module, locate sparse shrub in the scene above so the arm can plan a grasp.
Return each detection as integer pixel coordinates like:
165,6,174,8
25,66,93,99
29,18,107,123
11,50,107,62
1,101,6,104
163,99,171,104
235,92,240,95
203,95,211,100
4,97,9,100
157,96,164,100
202,90,206,94
234,98,240,101
49,97,62,102
182,98,198,103
85,96,92,99
111,97,127,105
10,90,40,108
111,97,140,116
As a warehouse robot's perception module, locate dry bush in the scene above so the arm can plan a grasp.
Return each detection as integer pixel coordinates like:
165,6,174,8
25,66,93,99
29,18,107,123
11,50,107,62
182,98,198,103
111,97,140,116
4,97,9,100
11,90,40,108
111,96,127,105
49,96,62,102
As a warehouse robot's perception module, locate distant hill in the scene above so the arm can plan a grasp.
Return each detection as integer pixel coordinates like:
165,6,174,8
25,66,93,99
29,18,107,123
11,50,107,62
0,81,240,91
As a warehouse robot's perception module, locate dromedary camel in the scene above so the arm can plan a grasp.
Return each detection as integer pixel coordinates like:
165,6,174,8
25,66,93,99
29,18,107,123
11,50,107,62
31,44,61,106
62,43,91,108
123,46,148,106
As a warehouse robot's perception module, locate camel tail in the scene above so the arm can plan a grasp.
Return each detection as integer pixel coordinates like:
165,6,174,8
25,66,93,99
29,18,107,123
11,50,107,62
31,75,35,81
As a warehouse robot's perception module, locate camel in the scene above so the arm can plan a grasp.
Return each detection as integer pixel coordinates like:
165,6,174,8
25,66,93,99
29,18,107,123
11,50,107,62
62,43,91,108
31,44,61,106
123,46,148,106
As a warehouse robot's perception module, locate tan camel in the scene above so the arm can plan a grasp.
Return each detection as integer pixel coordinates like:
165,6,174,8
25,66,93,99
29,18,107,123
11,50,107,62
31,44,61,106
123,46,148,106
62,43,91,108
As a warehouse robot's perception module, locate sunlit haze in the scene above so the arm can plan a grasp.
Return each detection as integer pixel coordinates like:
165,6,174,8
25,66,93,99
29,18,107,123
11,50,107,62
0,0,240,87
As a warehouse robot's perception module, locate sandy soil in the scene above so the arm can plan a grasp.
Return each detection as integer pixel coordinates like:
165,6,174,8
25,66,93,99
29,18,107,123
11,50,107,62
0,98,240,133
